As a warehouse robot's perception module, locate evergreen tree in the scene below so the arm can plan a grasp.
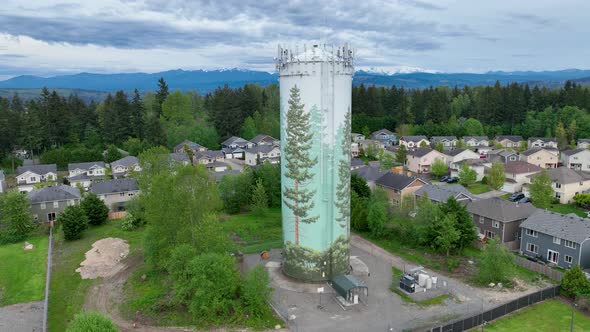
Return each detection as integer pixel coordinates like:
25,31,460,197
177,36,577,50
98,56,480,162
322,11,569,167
251,178,268,216
60,205,89,241
130,89,145,139
434,214,460,256
240,116,257,140
80,193,109,226
440,197,477,250
561,265,590,298
283,85,318,245
0,191,35,244
351,173,371,198
395,144,407,164
154,77,169,116
555,121,568,150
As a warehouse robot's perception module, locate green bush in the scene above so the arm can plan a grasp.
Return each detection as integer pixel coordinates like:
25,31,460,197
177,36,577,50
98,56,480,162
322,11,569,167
477,239,514,284
241,264,273,318
446,257,460,272
59,205,89,241
120,213,139,231
561,265,590,298
65,311,118,332
80,193,109,226
481,176,488,185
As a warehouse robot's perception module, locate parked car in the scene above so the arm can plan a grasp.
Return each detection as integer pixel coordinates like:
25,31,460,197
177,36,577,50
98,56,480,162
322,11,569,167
509,192,525,202
447,177,459,183
518,197,531,204
439,175,450,182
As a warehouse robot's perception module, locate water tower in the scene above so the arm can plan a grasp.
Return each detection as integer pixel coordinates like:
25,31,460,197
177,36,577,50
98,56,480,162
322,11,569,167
276,44,354,281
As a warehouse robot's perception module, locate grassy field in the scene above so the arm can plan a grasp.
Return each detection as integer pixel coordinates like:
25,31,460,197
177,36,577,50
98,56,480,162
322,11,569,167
48,220,146,332
485,300,590,331
467,183,492,194
546,203,587,217
220,207,283,254
0,235,48,306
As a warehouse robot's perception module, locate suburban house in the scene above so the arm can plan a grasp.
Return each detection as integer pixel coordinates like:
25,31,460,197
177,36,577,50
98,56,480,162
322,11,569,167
111,156,141,178
27,185,81,223
16,164,58,192
501,161,542,193
352,165,388,190
520,209,590,269
209,169,241,182
67,161,107,189
406,148,447,174
370,129,397,147
519,148,558,169
358,139,385,153
351,133,366,142
194,150,224,165
206,161,229,173
525,167,590,204
494,136,523,149
414,184,474,204
461,136,489,150
487,149,520,164
221,136,254,159
91,178,140,212
467,198,536,249
351,141,360,157
430,136,458,149
450,159,488,182
443,148,481,169
527,137,558,149
173,140,207,153
244,145,281,166
561,148,590,171
577,139,590,150
375,172,428,207
250,134,279,147
169,152,192,166
0,170,5,193
350,158,365,170
398,136,430,149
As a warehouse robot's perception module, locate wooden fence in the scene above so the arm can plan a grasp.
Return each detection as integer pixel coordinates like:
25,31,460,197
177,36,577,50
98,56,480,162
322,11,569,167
108,211,127,220
514,256,563,281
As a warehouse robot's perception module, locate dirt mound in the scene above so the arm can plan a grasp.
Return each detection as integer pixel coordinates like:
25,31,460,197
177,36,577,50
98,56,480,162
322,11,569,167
76,238,129,279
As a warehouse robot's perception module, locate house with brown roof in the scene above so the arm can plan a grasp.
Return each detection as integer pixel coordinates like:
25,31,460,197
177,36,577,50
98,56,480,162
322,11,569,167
405,148,446,174
501,161,543,193
494,136,523,149
520,147,558,169
467,197,537,249
375,172,428,207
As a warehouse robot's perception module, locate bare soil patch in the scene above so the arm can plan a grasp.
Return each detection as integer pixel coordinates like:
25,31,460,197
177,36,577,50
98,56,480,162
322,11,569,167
76,238,129,279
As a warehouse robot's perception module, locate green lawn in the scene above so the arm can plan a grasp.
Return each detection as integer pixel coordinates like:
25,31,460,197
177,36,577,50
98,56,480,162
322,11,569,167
0,235,48,306
220,207,283,254
467,183,492,195
48,220,146,332
500,193,512,200
545,203,587,218
485,300,590,331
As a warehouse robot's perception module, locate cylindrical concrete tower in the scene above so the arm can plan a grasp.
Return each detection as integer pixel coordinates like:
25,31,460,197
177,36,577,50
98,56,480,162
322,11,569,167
276,44,354,281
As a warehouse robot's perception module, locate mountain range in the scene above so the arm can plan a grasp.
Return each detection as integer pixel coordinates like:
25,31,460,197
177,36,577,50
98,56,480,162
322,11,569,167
0,68,589,101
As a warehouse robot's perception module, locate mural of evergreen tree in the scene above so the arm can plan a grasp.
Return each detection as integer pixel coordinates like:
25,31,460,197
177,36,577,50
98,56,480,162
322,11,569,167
283,85,318,245
335,108,352,231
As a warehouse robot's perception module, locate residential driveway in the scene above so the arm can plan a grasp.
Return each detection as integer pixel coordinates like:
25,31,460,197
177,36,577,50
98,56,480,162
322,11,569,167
223,158,244,172
0,301,43,332
255,235,549,332
474,189,506,200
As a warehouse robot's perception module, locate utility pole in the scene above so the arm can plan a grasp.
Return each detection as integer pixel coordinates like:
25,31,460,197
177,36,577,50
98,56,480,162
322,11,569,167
571,300,577,332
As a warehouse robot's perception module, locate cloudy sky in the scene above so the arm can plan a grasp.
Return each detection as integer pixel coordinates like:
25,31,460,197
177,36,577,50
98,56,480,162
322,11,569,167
0,0,588,79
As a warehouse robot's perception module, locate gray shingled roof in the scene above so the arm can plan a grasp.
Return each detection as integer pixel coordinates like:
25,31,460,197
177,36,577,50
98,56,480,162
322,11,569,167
91,178,139,195
504,161,542,174
221,136,251,146
562,148,588,156
431,136,457,142
174,140,204,151
351,158,365,168
520,209,590,244
371,129,394,136
27,185,81,203
352,166,389,182
462,136,488,141
376,172,427,191
244,145,278,154
467,197,536,222
495,135,523,142
528,167,590,184
444,148,469,157
528,137,557,143
400,135,428,142
195,150,224,159
68,161,105,171
250,134,277,144
67,173,93,181
111,156,138,168
415,184,473,202
206,161,228,168
169,152,190,163
408,147,438,158
17,164,57,176
520,147,551,156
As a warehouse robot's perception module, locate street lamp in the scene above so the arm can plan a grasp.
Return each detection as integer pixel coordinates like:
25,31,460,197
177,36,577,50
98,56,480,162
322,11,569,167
571,301,578,332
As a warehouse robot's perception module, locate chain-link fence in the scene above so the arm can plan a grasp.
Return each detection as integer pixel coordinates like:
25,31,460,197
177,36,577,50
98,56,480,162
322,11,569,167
426,286,560,332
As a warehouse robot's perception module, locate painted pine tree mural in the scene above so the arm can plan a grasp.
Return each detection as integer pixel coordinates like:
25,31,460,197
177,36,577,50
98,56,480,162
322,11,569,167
335,108,351,230
283,85,318,245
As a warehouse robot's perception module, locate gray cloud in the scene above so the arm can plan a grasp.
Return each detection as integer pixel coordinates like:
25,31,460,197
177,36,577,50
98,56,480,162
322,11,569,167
506,13,554,26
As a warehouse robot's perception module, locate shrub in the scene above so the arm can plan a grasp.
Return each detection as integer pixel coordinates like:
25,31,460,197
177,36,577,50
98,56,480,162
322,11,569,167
561,265,590,298
80,193,109,226
241,264,273,318
59,205,89,241
65,311,118,332
481,176,488,185
446,257,461,272
0,191,35,244
477,239,514,284
120,213,140,231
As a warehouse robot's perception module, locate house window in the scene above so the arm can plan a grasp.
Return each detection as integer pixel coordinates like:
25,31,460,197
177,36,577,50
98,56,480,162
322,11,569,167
553,237,561,245
555,183,562,189
30,176,37,182
526,243,538,254
485,230,495,239
526,229,538,237
53,201,59,208
564,240,577,249
555,192,562,199
40,203,46,210
47,212,56,222
565,255,573,264
492,221,500,229
479,216,484,224
547,250,559,264
33,214,38,221
120,193,125,197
